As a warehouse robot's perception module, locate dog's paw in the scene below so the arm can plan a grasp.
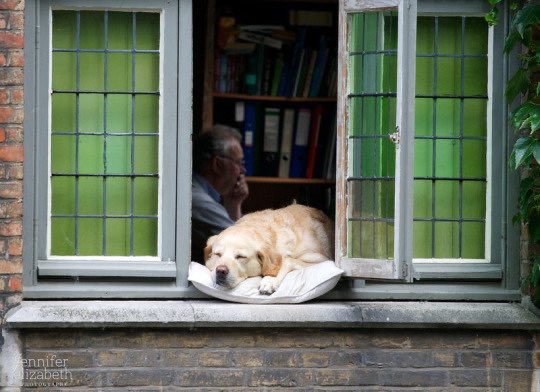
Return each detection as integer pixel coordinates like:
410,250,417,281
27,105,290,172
259,276,279,295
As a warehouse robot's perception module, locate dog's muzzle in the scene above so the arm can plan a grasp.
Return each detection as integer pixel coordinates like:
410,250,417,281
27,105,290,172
215,265,230,287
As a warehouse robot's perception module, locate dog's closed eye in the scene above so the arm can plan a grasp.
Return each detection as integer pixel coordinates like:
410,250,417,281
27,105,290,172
214,252,222,257
235,254,247,261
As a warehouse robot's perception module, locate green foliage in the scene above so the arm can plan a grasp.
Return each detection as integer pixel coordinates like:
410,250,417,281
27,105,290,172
488,1,540,306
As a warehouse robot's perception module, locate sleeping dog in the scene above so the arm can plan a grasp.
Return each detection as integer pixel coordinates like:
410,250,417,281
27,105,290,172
204,204,334,295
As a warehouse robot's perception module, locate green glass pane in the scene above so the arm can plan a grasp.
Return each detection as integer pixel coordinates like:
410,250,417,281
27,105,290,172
436,57,461,96
107,136,131,174
79,94,104,132
381,54,397,93
415,98,433,136
80,53,105,91
136,13,160,50
464,18,488,55
463,181,486,220
416,17,434,55
52,11,76,49
135,53,159,91
134,177,158,215
51,177,75,215
80,11,104,49
78,218,103,255
413,139,432,177
51,135,76,173
434,180,459,219
436,99,460,137
347,220,393,259
52,53,76,91
79,177,103,214
416,57,434,96
349,137,394,178
134,95,159,132
349,14,365,52
51,94,76,132
463,99,487,137
106,218,130,256
133,218,158,256
463,140,486,178
434,222,459,258
79,135,104,174
349,180,394,220
107,53,133,92
51,218,75,255
413,221,432,258
413,180,432,219
106,177,131,215
134,136,158,174
107,95,132,133
438,17,461,55
108,12,133,50
435,139,459,178
462,222,485,259
464,58,488,96
349,55,364,94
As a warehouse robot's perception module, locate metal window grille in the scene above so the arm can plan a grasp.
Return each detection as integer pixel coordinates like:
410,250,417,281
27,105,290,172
50,10,160,257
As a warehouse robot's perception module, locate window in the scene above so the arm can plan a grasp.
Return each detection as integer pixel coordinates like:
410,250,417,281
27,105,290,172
336,0,521,298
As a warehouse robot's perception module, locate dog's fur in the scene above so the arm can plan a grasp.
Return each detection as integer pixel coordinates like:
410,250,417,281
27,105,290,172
204,204,334,295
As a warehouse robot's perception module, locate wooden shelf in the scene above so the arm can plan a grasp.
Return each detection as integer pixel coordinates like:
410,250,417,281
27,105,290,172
213,92,337,103
246,176,335,185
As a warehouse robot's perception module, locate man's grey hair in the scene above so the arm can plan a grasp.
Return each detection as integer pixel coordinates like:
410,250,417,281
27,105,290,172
193,124,242,174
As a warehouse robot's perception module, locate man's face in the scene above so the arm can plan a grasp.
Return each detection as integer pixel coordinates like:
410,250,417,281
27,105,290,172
220,140,245,195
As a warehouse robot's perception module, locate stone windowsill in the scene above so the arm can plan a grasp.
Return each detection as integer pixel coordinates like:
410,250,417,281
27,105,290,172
5,300,540,329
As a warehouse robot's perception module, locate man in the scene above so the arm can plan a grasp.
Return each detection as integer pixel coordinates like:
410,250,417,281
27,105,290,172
191,125,249,262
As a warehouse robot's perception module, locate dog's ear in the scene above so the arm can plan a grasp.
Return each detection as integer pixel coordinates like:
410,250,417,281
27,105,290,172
257,248,282,276
203,235,217,262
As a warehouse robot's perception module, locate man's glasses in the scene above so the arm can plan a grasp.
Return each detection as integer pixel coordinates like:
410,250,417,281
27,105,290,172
218,155,246,168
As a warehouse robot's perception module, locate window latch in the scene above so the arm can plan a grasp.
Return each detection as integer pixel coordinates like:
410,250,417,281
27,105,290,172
389,126,400,144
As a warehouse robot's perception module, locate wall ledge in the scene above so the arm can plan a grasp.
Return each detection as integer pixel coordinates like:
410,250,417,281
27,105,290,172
5,300,540,330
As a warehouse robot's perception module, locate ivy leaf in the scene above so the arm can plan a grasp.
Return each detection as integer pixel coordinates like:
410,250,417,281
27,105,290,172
530,214,540,242
504,27,522,53
510,136,535,169
487,0,502,4
511,102,540,132
505,68,530,103
537,82,540,97
534,140,540,164
485,7,499,26
512,4,540,38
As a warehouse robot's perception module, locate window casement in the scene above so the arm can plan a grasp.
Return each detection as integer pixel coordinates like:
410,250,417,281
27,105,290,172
335,0,521,297
23,0,193,296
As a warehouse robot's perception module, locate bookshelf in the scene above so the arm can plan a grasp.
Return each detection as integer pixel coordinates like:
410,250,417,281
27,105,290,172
202,0,338,214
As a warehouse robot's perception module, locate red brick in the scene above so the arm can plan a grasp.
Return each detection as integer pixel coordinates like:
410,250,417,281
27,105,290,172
8,50,23,67
0,200,23,218
0,13,7,29
0,1,24,11
0,106,23,123
0,145,23,161
11,87,23,104
0,260,22,274
6,127,22,142
0,220,22,236
0,128,5,142
7,163,22,179
0,67,23,85
8,11,23,30
0,52,6,66
7,237,22,255
0,88,8,104
0,31,23,48
0,181,22,198
7,274,22,292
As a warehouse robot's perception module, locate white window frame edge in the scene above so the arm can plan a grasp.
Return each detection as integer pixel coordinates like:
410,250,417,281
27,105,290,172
23,0,196,295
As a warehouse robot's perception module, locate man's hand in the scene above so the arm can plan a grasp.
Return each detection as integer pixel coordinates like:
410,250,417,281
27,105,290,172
222,175,249,220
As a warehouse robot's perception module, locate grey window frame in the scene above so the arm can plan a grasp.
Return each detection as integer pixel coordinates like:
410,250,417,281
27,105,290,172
334,0,522,300
23,0,196,297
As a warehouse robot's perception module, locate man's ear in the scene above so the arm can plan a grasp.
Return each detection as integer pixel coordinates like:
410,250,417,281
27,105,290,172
209,155,224,174
204,235,217,262
257,248,282,277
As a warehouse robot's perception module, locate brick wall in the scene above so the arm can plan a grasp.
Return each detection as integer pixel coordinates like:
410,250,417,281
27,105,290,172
18,328,535,390
0,0,24,328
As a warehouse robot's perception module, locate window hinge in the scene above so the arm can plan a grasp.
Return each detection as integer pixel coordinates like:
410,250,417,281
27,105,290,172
389,126,400,144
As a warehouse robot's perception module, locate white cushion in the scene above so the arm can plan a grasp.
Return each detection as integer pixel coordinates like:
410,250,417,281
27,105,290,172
188,260,344,304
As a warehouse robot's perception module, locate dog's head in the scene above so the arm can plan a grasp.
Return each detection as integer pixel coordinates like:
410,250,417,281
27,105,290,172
204,227,281,289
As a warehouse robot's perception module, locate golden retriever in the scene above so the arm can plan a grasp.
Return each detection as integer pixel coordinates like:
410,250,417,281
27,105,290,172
204,204,334,295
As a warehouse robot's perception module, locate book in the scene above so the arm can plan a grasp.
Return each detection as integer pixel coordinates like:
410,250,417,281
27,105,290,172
324,120,337,179
284,28,307,96
309,35,330,97
278,108,295,178
289,10,333,27
270,53,284,96
302,50,318,97
238,30,283,50
290,108,311,178
261,107,281,176
305,105,324,179
243,102,257,175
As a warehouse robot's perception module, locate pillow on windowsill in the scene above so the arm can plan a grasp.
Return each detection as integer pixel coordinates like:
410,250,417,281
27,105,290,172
188,260,344,304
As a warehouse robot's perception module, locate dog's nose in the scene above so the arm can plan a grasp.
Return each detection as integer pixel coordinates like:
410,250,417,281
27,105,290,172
216,265,229,282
